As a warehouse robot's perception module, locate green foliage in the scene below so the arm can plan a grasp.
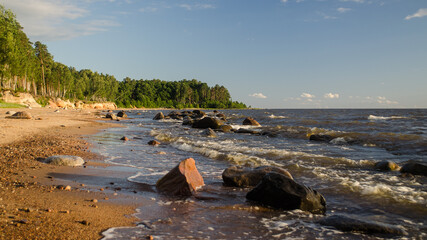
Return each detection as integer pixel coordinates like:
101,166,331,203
0,4,247,109
0,100,24,108
35,96,50,107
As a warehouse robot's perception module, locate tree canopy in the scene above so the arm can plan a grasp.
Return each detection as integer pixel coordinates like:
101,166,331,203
0,4,246,109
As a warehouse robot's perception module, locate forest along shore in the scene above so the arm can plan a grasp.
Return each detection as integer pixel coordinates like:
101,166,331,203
0,108,143,239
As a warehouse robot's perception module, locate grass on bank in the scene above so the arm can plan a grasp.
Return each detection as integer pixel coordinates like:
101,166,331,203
0,100,25,108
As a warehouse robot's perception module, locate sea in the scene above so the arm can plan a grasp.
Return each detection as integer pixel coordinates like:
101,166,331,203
88,109,426,239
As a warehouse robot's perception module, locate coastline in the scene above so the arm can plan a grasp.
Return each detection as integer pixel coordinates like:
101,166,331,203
0,108,144,239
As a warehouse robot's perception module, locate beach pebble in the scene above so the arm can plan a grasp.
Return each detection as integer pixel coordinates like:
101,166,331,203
91,199,98,203
42,155,85,167
120,136,129,141
148,140,160,146
65,186,72,191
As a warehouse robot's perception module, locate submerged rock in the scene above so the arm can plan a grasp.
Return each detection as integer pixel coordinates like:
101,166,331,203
148,140,161,146
375,161,400,171
309,134,334,142
6,111,32,119
235,128,259,134
318,215,407,236
242,117,261,126
219,125,233,133
222,165,293,187
153,112,165,120
400,162,427,176
43,155,85,166
246,172,326,214
156,158,205,196
202,128,217,138
192,117,223,129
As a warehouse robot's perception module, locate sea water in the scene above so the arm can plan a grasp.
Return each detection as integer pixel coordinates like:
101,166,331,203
90,109,426,239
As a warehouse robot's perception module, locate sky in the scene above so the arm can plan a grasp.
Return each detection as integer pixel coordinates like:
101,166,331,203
1,0,426,108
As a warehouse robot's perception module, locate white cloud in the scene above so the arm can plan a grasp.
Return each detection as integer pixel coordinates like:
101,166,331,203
339,0,365,3
179,4,215,11
337,7,351,13
301,92,315,98
324,93,340,99
0,0,120,41
377,96,398,105
405,8,427,20
249,93,267,99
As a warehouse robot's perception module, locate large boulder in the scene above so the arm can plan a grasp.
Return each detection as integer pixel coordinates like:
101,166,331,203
192,117,223,129
222,165,293,187
400,162,427,176
318,215,407,236
375,161,400,171
106,113,117,120
6,111,32,119
156,158,205,196
246,172,326,214
42,155,85,166
153,112,165,120
242,117,261,126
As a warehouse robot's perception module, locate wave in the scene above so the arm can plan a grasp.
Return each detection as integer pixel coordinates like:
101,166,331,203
368,115,407,120
268,114,287,119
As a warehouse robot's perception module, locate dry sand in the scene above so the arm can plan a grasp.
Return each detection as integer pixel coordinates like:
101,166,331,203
0,108,147,239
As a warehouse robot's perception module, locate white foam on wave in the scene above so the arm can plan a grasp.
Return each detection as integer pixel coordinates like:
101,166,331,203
268,114,287,119
368,115,407,120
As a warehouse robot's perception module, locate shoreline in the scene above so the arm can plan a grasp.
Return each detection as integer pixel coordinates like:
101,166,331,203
0,108,145,239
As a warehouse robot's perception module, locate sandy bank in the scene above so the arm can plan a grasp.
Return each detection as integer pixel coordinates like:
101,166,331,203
0,108,145,239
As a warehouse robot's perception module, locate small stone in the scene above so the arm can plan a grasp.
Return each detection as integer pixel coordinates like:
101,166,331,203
100,188,104,191
60,210,70,214
148,140,161,146
92,199,98,203
104,197,109,200
120,136,129,141
145,235,154,240
64,185,72,191
80,184,85,187
80,220,90,226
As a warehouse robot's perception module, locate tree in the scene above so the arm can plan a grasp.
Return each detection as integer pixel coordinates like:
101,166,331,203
34,41,53,95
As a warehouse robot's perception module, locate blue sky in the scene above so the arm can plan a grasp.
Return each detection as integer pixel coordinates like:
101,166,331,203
1,0,426,108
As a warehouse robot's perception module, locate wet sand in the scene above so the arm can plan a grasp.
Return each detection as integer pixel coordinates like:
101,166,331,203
0,108,146,239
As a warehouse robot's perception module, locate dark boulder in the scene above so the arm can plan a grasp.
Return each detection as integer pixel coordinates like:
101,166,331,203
309,134,334,142
318,215,407,236
222,165,293,187
182,116,194,126
156,158,205,196
219,125,233,133
375,161,400,171
117,111,127,118
246,172,326,214
153,112,165,120
168,111,183,120
192,117,223,129
400,162,427,176
243,117,261,126
216,113,227,121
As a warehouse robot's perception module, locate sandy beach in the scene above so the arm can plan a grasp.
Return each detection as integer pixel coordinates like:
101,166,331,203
0,108,144,239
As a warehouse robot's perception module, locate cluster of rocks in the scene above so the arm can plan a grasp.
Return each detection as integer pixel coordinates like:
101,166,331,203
105,110,128,121
374,160,427,176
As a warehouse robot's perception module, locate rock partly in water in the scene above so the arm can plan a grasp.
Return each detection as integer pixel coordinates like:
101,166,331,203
6,111,32,119
106,113,117,120
148,140,161,146
246,172,326,214
242,117,261,126
235,128,259,134
375,161,400,171
192,117,223,129
117,111,127,118
156,158,205,196
400,162,427,176
222,165,293,187
202,128,217,138
120,136,129,141
43,155,85,166
219,125,233,133
318,215,407,236
153,112,165,120
309,134,334,142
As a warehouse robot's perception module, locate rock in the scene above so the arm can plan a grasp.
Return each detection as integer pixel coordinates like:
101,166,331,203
168,111,183,120
375,161,400,171
203,128,217,138
318,215,407,236
42,155,85,167
246,172,326,214
219,125,233,133
5,111,16,115
235,128,259,134
309,134,334,142
243,117,261,126
400,162,427,176
222,165,293,187
182,116,194,126
192,110,205,117
216,113,226,121
153,112,165,120
192,117,223,129
106,113,117,120
156,158,205,196
117,111,127,118
148,140,161,146
6,111,32,119
120,136,129,141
